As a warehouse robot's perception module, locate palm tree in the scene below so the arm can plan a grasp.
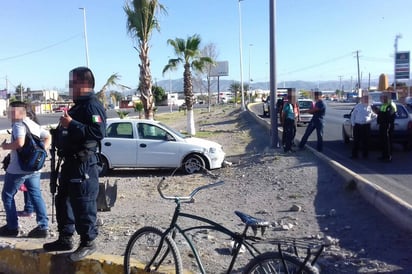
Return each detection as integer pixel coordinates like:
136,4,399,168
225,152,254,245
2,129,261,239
163,34,213,135
96,73,121,108
124,0,166,120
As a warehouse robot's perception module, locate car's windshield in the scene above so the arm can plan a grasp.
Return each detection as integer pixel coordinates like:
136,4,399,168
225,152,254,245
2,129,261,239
158,122,187,138
299,100,313,109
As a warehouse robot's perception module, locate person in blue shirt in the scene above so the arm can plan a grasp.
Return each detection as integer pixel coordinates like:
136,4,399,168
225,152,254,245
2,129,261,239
298,91,326,152
281,95,296,153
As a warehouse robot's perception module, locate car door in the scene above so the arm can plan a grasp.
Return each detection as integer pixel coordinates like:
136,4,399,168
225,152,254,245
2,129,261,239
136,122,182,167
102,121,138,167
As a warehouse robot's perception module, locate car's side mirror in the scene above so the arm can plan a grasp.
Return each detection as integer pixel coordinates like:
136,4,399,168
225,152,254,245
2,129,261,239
165,133,174,141
343,114,351,119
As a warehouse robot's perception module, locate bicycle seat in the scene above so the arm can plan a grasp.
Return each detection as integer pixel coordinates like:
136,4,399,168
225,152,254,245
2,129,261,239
235,211,270,228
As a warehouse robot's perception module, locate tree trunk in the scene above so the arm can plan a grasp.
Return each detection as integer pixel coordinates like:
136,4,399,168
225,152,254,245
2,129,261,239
187,109,196,136
184,64,196,135
139,42,154,120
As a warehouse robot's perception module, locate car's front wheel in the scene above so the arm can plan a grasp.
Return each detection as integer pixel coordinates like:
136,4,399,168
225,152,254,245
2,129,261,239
182,154,206,174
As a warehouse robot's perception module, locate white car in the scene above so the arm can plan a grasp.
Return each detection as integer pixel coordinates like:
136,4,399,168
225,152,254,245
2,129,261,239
99,118,226,175
297,99,314,126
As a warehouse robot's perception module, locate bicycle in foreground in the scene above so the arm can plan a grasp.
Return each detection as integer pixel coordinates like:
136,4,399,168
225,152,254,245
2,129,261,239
123,171,324,274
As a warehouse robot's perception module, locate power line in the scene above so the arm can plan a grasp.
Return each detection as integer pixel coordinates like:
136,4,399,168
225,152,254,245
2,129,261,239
279,53,353,76
0,33,82,62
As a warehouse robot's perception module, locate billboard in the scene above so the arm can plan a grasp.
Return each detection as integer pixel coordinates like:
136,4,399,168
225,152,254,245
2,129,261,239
210,61,229,77
395,51,410,80
0,89,7,100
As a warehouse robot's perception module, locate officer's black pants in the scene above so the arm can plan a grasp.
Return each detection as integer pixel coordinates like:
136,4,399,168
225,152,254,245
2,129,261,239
379,123,393,159
55,155,99,243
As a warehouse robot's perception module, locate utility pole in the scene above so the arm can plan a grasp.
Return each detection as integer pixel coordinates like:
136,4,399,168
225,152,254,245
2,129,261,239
354,50,361,96
338,75,343,100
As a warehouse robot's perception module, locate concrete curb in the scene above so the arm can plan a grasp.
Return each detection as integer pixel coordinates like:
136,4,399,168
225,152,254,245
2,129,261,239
0,241,124,274
246,103,412,232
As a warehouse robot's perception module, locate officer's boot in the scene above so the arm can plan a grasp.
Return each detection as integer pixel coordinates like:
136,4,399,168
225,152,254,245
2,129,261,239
69,240,97,262
43,235,74,251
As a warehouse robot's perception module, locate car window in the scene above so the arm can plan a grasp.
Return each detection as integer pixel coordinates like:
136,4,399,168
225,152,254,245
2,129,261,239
396,105,408,118
373,103,408,119
137,123,168,140
106,122,134,138
298,101,313,109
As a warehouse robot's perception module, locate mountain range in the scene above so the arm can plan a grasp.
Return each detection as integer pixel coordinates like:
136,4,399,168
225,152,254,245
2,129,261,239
154,77,383,94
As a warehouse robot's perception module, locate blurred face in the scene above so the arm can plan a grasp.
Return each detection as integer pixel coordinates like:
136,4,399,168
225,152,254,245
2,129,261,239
69,71,89,99
7,106,26,121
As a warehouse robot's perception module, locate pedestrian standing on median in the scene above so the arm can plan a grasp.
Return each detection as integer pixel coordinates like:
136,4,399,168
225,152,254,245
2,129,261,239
43,67,106,262
350,95,377,159
376,92,397,162
281,95,296,153
16,105,42,218
0,101,51,238
298,91,326,152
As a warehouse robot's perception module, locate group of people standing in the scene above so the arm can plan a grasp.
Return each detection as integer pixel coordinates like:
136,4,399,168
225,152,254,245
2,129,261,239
280,91,326,153
280,90,397,163
0,67,107,262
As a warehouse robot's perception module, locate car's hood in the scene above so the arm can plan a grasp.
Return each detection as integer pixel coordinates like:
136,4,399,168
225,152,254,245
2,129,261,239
184,137,222,148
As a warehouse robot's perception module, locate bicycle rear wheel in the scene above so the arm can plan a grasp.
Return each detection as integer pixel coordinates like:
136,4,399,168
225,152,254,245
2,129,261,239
124,226,183,274
242,251,319,274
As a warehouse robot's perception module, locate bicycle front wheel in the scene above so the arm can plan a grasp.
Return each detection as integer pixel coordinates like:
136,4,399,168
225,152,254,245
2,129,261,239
242,251,319,274
124,226,183,274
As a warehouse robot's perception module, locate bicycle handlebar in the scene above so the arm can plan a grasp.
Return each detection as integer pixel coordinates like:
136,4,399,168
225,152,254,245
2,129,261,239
157,177,225,202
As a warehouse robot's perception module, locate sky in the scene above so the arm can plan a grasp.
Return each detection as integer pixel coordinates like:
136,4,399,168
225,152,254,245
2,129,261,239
1,0,411,93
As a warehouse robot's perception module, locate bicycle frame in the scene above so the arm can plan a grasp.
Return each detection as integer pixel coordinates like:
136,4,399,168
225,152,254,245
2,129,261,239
139,176,324,274
158,200,264,274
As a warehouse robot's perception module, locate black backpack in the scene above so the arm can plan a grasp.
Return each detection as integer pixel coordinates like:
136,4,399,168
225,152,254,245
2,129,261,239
17,123,47,172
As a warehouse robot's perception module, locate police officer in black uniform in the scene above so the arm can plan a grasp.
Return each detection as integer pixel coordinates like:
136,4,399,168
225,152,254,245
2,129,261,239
43,67,106,262
376,93,397,162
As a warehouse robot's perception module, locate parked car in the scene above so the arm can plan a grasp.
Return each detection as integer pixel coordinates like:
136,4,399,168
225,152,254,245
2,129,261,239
297,99,314,126
342,102,412,151
53,105,68,113
262,95,285,117
99,118,226,176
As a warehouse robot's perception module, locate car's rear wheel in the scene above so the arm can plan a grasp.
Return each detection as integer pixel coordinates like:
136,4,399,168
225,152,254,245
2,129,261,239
99,155,110,177
182,154,206,174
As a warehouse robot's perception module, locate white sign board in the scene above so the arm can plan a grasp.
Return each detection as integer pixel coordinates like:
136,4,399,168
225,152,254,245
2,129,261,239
210,61,229,77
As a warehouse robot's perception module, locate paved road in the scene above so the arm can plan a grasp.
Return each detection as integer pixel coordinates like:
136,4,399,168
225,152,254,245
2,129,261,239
249,102,412,207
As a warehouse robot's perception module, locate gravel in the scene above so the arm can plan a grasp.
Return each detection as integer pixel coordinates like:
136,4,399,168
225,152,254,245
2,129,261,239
1,105,412,273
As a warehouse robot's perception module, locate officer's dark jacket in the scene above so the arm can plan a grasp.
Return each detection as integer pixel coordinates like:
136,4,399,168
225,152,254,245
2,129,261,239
56,92,106,158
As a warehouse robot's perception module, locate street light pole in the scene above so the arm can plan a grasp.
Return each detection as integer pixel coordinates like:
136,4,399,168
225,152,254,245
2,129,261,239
238,0,245,111
269,0,279,148
79,7,90,68
249,43,253,102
